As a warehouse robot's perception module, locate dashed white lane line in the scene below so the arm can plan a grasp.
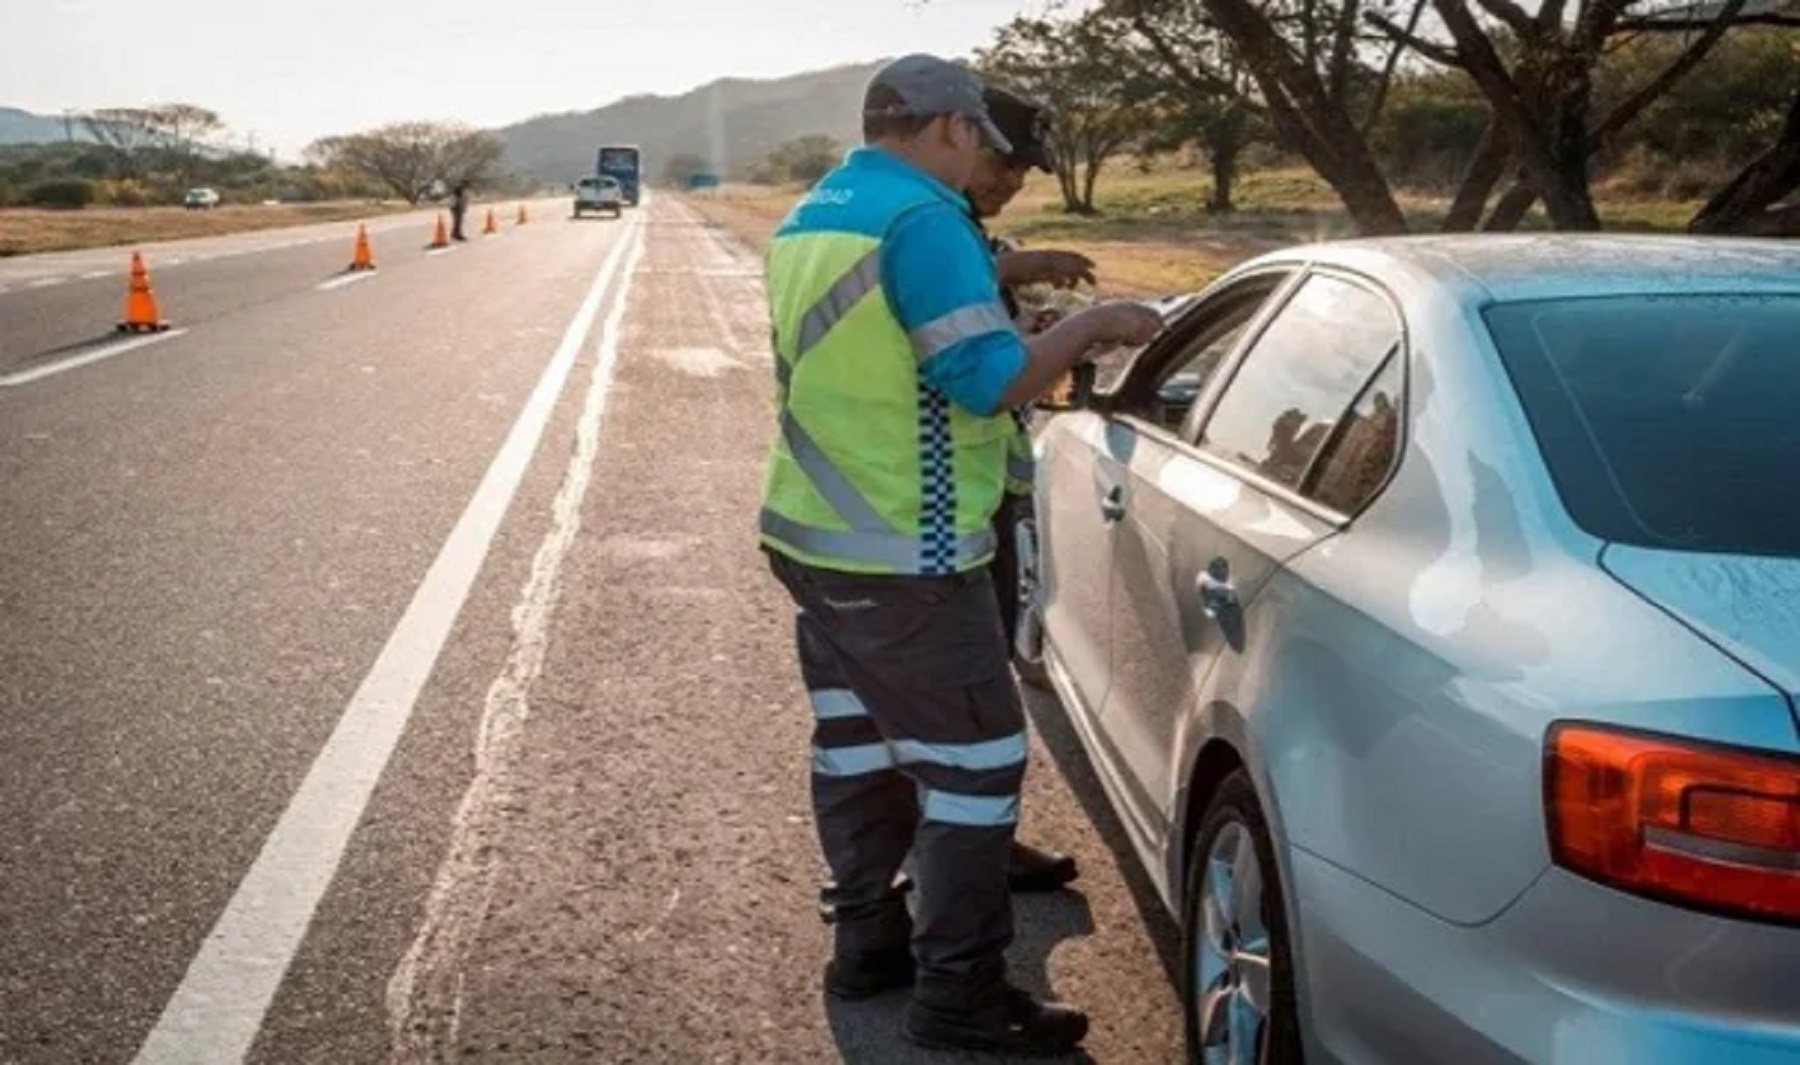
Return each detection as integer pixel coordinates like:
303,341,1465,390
27,277,65,289
130,211,647,1065
425,245,458,257
0,329,189,388
316,271,378,292
82,269,114,280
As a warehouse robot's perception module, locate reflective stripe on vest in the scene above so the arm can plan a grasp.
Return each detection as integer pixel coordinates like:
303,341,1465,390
759,509,996,572
907,301,1014,363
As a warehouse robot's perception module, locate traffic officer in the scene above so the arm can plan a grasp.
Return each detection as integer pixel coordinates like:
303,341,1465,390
970,86,1097,894
759,55,1163,1056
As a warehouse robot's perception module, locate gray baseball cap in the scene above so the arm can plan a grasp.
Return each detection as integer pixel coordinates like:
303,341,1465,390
864,54,1013,155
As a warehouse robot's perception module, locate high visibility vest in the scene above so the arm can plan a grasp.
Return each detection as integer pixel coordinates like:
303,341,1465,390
759,186,1015,576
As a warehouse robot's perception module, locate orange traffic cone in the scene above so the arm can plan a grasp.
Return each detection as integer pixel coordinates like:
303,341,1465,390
117,252,169,333
516,203,529,225
428,214,450,249
482,207,498,236
347,224,376,272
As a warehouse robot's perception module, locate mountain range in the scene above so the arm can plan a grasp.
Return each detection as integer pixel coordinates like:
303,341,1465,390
3,60,882,175
494,61,882,182
0,107,86,146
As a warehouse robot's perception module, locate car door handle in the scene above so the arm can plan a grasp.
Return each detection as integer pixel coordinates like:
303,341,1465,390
1198,558,1237,618
1099,485,1126,524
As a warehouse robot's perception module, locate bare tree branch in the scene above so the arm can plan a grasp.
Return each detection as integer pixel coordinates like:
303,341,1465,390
1616,11,1800,29
1328,0,1366,103
1364,9,1463,66
1470,0,1535,34
1364,0,1435,132
1592,0,1748,144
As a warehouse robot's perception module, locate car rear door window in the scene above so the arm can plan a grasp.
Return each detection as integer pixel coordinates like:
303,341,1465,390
1200,273,1401,495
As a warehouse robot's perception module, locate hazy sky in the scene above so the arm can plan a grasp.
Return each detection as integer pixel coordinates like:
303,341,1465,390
6,0,1078,159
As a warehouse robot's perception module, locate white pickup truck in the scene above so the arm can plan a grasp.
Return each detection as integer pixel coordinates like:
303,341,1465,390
572,175,624,219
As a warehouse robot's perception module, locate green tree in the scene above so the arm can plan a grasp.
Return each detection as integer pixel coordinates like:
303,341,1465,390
306,123,503,203
1113,0,1789,232
756,135,842,185
979,10,1163,214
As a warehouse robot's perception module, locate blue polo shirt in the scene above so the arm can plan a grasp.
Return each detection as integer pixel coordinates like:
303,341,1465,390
774,147,1026,416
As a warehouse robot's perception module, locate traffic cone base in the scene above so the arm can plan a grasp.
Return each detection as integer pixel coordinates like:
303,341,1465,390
428,214,450,249
118,252,169,332
347,224,376,272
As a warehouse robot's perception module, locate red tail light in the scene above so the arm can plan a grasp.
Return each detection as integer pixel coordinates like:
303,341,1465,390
1545,723,1800,924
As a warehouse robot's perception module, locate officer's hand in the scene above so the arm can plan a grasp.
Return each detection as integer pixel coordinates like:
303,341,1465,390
1002,249,1098,290
1073,301,1164,351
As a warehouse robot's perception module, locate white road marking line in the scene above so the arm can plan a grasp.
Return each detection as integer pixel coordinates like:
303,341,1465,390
316,271,377,292
27,277,65,289
386,219,647,1059
82,269,114,280
425,246,457,256
130,213,648,1065
0,329,189,388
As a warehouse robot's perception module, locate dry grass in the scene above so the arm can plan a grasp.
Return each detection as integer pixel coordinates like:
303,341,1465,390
0,201,416,257
682,162,1705,298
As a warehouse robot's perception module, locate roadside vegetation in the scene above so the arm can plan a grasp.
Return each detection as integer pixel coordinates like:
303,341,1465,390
719,2,1796,250
1,105,531,256
688,155,1719,297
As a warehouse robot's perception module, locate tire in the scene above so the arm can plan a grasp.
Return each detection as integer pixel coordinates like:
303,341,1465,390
1182,770,1302,1065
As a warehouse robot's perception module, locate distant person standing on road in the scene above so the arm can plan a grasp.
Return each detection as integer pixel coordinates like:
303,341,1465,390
449,182,470,242
758,54,1162,1057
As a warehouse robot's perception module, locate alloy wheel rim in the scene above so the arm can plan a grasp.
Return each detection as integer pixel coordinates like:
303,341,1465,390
1195,820,1272,1065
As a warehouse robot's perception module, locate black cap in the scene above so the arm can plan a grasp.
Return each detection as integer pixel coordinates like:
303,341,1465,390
982,87,1054,173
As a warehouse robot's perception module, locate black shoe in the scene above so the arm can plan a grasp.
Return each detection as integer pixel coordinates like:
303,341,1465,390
1009,841,1079,893
906,984,1089,1056
824,946,914,1001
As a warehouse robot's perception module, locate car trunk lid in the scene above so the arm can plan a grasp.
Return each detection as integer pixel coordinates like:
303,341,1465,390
1602,544,1800,734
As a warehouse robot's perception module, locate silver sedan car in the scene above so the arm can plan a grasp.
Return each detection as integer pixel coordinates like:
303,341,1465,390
1021,236,1800,1064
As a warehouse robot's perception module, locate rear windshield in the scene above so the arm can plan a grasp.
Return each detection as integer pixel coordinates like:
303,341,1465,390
1486,295,1800,557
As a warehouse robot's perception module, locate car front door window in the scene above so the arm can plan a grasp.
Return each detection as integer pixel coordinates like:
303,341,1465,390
1200,274,1402,500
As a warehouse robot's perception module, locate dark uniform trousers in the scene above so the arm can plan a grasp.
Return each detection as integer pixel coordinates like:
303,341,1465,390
768,550,1026,1005
988,492,1031,644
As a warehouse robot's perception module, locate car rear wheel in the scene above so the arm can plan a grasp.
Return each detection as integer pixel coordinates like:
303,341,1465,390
1183,770,1301,1065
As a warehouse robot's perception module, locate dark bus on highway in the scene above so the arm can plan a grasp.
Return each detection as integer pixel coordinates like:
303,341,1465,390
597,145,642,206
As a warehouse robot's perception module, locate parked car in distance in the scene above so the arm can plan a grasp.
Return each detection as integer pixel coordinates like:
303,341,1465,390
183,188,221,210
1022,234,1800,1064
572,176,623,219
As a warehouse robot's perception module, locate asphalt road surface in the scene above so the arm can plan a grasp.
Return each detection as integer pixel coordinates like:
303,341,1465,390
0,195,1183,1063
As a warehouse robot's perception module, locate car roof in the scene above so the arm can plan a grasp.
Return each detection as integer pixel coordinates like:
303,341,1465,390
1243,234,1800,303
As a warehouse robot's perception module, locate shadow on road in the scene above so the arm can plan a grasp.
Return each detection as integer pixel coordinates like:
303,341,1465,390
823,888,1099,1064
1020,685,1184,990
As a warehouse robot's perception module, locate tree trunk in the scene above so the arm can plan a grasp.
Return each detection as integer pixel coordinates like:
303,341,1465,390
1689,90,1800,236
1055,155,1082,214
1209,138,1238,214
1442,119,1512,231
1483,179,1540,230
1202,0,1410,235
1081,154,1105,214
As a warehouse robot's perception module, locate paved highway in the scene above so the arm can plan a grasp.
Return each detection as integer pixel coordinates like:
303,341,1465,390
0,197,1182,1063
